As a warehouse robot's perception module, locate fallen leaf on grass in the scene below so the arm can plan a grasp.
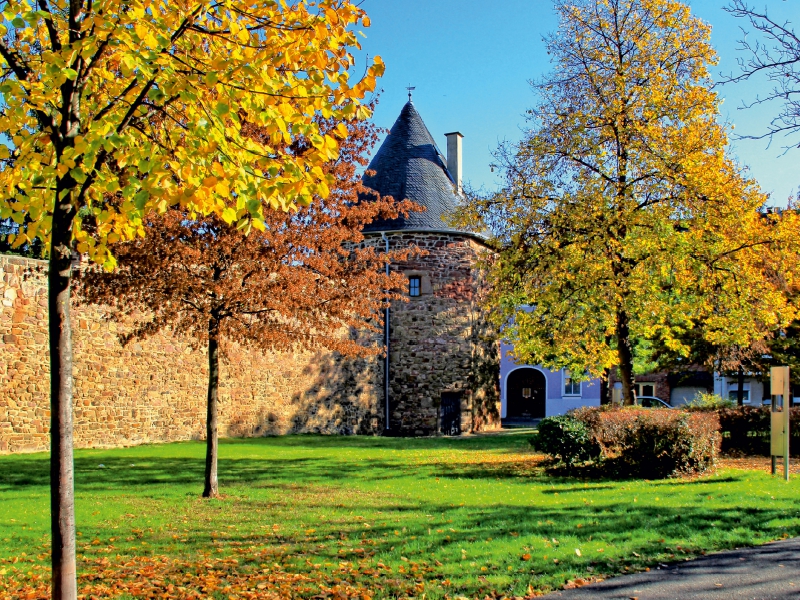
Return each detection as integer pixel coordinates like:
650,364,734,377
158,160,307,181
0,550,421,600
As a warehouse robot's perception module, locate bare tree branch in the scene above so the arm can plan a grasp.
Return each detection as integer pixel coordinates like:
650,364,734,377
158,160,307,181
723,0,800,149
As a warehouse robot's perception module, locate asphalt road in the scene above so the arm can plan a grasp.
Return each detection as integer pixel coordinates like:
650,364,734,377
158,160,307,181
542,537,800,599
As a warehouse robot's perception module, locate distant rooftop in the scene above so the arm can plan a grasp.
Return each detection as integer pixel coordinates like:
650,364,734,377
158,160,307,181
362,101,477,237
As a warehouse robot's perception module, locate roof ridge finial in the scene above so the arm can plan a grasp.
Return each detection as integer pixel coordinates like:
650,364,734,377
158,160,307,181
406,84,415,102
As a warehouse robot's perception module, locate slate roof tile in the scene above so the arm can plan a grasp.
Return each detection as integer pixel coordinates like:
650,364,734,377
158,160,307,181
362,101,468,234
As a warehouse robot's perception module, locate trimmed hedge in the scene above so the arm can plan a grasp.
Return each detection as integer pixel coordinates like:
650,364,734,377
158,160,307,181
716,406,800,456
530,415,600,466
534,407,720,478
532,404,800,475
579,407,720,477
616,410,719,478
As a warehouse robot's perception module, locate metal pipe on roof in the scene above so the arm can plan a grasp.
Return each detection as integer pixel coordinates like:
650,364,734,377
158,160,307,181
445,131,464,194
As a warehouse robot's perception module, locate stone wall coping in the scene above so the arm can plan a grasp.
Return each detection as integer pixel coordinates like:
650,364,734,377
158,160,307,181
1,254,47,263
1,254,46,266
364,229,491,247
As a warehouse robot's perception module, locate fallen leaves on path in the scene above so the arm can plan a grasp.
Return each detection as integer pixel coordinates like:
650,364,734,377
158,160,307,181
561,575,605,590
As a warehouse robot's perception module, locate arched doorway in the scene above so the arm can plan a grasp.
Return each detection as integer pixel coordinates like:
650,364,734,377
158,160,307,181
506,368,547,419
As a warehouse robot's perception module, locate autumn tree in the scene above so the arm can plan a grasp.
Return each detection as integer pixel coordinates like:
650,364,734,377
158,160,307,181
631,203,800,406
0,0,381,596
0,217,44,257
460,0,800,405
724,1,800,148
76,113,417,498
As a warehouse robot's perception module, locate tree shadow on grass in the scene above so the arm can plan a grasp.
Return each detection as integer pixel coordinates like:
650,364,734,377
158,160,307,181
465,457,744,485
1,434,538,493
651,475,742,486
68,498,800,598
226,432,533,452
3,441,800,598
540,485,616,494
318,501,800,597
0,442,753,495
0,453,425,491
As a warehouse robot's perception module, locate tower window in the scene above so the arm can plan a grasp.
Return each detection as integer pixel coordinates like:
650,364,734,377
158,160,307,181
409,276,421,297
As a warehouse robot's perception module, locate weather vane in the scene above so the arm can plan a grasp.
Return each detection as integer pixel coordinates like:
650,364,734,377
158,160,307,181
406,84,415,101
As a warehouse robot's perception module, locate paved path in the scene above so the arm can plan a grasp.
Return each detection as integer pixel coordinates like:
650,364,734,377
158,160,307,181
542,537,800,599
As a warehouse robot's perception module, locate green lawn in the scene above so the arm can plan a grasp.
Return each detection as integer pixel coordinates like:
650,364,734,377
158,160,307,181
1,432,800,598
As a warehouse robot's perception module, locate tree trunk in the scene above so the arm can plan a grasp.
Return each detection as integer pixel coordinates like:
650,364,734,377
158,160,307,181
737,367,745,407
616,310,636,406
600,368,610,405
49,184,78,600
203,317,220,498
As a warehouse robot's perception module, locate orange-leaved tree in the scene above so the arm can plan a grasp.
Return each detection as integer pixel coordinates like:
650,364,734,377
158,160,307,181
0,0,381,596
76,113,418,498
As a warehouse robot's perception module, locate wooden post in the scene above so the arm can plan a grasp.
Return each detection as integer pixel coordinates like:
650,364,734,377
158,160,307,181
770,366,790,481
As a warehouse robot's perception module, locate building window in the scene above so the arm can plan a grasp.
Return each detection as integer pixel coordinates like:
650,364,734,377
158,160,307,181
563,370,580,396
634,382,657,398
727,382,750,403
409,276,421,297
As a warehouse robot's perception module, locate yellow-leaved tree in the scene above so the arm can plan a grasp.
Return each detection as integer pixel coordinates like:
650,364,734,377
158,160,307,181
0,0,382,597
459,0,799,406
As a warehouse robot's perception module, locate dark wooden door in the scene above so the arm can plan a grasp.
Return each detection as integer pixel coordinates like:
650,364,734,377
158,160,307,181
440,392,462,435
506,368,546,419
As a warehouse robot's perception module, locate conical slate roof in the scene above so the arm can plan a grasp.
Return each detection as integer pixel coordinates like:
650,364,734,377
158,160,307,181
362,101,468,234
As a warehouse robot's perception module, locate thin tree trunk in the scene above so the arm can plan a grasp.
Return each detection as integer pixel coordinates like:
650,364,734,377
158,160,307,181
600,367,610,405
49,184,78,600
737,367,745,407
616,310,636,406
203,317,220,498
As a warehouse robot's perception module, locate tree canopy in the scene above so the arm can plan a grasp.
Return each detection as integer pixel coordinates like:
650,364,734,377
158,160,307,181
0,0,381,597
0,0,382,266
459,0,800,405
76,112,418,498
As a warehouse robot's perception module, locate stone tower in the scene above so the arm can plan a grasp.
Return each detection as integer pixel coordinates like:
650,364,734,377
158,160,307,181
361,101,500,436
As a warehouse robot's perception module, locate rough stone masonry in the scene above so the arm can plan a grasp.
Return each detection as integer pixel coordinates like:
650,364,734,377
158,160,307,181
0,99,509,452
0,255,385,453
377,232,501,435
0,244,501,453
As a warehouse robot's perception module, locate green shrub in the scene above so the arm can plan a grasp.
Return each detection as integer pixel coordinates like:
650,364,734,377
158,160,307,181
530,415,600,466
570,407,720,478
685,392,735,410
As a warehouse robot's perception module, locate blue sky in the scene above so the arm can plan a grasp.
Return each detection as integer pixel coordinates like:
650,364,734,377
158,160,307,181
356,0,799,206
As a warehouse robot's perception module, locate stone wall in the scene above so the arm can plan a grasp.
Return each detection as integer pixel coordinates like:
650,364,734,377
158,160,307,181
1,234,503,453
0,255,383,454
380,232,501,435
